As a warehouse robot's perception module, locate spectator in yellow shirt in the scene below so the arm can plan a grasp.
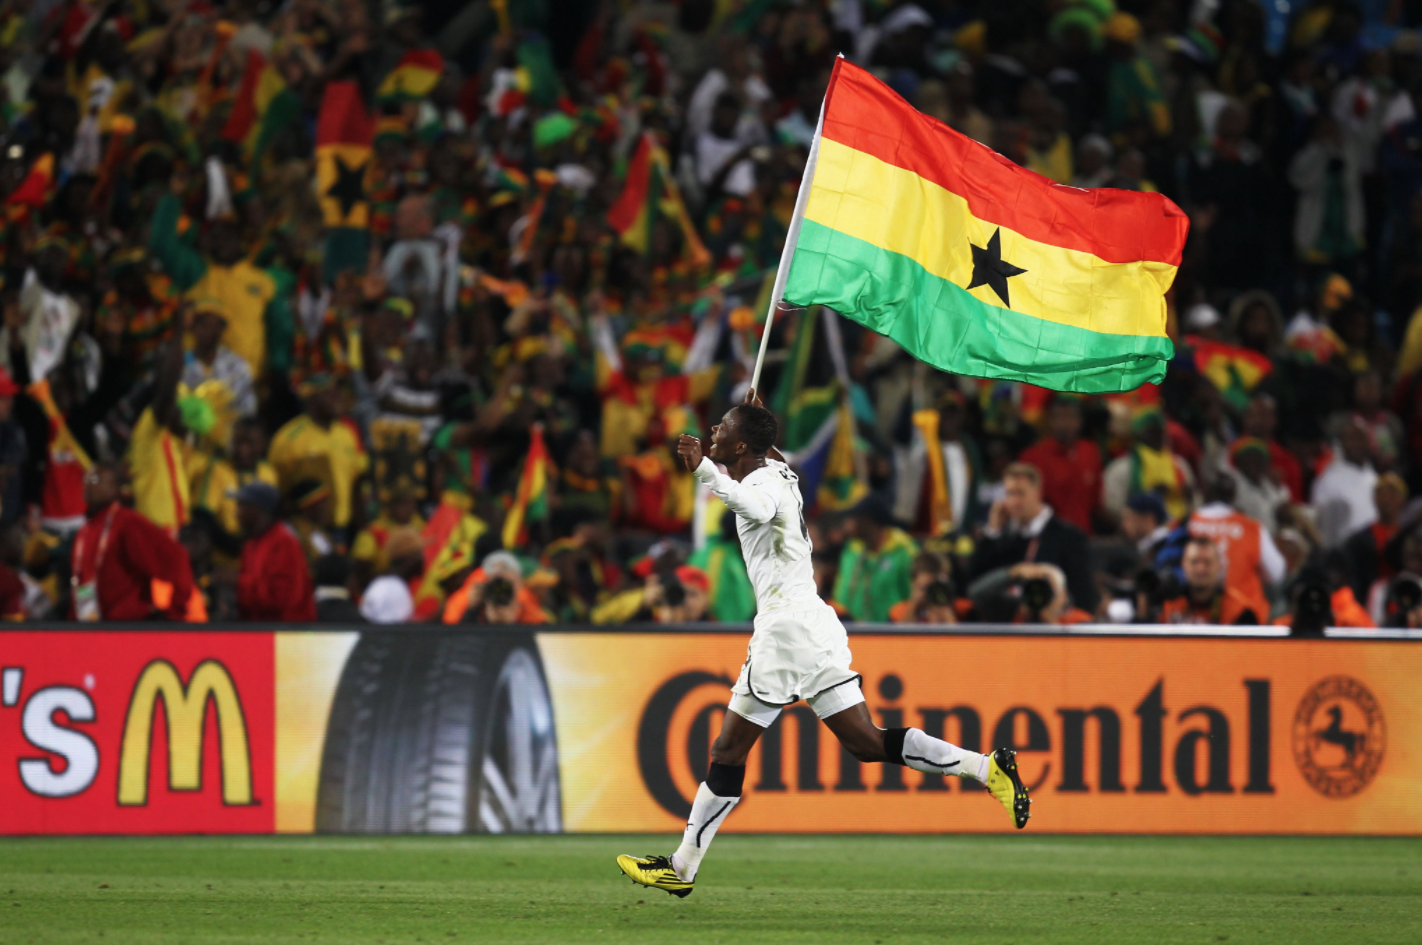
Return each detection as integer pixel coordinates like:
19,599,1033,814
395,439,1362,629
147,187,295,380
189,417,279,538
127,311,190,535
351,482,425,587
268,374,367,532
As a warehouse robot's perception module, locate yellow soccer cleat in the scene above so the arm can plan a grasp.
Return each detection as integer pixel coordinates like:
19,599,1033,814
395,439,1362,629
616,853,694,898
985,748,1031,829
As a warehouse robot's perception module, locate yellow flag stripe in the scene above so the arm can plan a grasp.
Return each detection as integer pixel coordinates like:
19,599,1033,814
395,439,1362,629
253,64,286,112
804,138,1175,339
315,143,371,229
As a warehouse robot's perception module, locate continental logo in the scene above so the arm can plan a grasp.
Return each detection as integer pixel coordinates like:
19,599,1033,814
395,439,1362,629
1291,675,1385,799
637,673,1282,817
117,660,255,806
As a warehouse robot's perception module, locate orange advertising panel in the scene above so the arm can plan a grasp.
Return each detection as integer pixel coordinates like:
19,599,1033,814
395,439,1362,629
3,628,1417,836
539,633,1422,834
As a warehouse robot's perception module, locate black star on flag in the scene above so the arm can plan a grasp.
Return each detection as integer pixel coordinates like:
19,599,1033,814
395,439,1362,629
325,155,368,221
967,228,1028,308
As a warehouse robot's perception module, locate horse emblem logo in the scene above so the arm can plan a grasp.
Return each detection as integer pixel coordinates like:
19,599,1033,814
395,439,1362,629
1291,676,1386,798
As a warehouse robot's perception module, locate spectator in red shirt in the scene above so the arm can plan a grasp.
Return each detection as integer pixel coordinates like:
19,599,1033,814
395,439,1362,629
70,464,204,621
1018,395,1102,533
234,481,316,622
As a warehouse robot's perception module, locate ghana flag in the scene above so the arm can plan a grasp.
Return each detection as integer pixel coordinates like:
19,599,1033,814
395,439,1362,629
782,59,1188,393
608,132,712,268
502,424,553,550
221,49,299,161
316,81,374,280
377,48,444,103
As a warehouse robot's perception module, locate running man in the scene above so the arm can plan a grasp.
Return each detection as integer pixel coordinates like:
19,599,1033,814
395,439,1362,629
616,393,1030,898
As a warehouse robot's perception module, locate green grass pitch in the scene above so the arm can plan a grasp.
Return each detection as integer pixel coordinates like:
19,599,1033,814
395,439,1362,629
0,835,1417,944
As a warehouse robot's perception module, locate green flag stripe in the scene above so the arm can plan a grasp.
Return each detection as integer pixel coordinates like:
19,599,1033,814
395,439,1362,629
252,90,301,160
784,220,1174,394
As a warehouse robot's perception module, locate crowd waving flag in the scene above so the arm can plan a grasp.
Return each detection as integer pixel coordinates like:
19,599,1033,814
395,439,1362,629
502,424,552,550
221,49,299,161
608,132,712,269
377,49,445,103
777,58,1189,394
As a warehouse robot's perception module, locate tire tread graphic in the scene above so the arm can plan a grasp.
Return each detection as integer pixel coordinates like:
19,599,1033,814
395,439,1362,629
315,631,561,834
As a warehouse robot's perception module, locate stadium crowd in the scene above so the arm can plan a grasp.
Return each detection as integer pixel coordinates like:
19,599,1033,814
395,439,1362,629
0,0,1420,629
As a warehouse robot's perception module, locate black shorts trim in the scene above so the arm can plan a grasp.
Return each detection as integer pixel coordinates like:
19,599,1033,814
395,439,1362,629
745,659,799,707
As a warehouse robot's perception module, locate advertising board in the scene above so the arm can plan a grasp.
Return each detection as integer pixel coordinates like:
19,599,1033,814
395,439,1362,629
2,628,1417,835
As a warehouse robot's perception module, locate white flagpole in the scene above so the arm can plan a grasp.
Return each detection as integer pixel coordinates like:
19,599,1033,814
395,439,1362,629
748,59,835,395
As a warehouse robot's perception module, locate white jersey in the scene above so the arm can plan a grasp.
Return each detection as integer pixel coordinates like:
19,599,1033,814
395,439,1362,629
693,457,819,612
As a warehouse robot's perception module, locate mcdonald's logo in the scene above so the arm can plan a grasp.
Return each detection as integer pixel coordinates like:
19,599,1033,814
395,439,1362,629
117,660,255,807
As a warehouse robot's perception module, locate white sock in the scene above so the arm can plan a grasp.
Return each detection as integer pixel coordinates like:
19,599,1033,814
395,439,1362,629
671,782,740,881
901,728,990,782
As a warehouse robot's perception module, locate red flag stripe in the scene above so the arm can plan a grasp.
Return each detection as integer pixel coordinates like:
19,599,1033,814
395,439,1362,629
221,49,264,143
397,48,444,72
819,59,1188,267
316,81,375,147
607,134,653,234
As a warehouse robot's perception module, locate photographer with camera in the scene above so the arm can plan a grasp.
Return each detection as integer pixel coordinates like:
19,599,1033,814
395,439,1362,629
642,565,712,623
1157,537,1261,625
971,462,1099,614
1382,571,1422,628
889,552,960,624
1274,556,1375,634
456,551,550,624
967,562,1091,625
1130,565,1182,623
589,562,714,624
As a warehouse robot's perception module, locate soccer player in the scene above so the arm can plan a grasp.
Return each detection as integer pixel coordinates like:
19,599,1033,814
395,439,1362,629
617,393,1030,898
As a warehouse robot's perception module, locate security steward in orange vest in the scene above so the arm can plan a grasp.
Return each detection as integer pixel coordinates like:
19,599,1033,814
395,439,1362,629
1187,474,1283,623
1158,536,1262,625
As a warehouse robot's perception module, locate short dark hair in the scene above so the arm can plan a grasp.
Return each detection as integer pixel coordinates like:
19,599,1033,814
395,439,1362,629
1002,462,1042,489
1204,472,1237,505
911,551,947,578
1184,535,1220,557
731,404,778,455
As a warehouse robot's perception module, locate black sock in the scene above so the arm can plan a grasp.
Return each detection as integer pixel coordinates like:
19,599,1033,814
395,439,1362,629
883,727,908,766
706,761,745,797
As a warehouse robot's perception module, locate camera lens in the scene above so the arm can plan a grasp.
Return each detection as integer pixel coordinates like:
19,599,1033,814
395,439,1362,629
925,580,955,606
1022,577,1054,612
485,577,515,607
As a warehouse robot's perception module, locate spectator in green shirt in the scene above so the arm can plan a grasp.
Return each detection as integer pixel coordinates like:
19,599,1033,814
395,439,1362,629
832,495,918,622
689,510,756,623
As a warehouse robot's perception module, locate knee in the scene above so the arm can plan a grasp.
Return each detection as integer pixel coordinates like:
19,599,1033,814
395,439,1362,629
711,733,751,766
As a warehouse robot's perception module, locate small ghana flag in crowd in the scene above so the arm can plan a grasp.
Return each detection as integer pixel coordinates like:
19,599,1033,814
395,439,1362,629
608,133,711,269
315,81,374,279
221,49,300,161
377,48,444,103
1191,338,1273,409
6,152,54,213
502,424,553,550
782,59,1189,394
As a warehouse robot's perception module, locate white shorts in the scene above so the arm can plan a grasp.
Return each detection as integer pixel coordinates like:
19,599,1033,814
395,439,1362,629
727,600,864,728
